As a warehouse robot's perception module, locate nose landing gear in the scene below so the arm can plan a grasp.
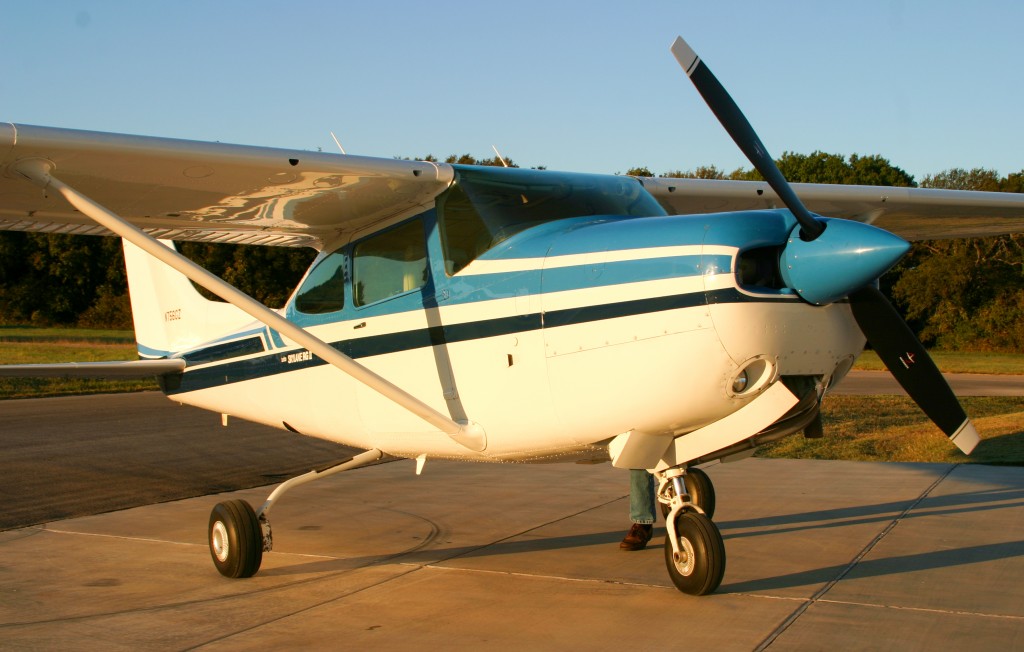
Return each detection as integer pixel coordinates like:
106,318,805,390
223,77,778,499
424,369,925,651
655,467,725,595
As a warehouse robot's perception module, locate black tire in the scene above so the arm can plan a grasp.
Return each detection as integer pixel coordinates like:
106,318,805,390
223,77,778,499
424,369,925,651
664,511,726,596
659,467,716,520
209,499,263,578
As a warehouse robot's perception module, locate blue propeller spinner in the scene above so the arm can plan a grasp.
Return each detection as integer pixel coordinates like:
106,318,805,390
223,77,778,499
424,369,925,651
779,217,910,306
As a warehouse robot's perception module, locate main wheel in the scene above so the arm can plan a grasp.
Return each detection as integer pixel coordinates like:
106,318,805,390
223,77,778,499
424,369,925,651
209,499,263,578
664,511,725,595
660,467,716,519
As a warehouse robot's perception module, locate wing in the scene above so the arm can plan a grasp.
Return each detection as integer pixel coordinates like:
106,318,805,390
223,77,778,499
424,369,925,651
641,177,1024,240
6,123,1021,246
0,123,454,250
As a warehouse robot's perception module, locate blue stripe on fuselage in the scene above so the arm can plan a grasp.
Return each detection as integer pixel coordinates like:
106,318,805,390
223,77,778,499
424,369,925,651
165,287,791,395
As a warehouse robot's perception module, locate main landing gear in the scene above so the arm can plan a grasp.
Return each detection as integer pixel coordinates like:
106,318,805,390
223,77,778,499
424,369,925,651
207,449,383,578
654,467,725,595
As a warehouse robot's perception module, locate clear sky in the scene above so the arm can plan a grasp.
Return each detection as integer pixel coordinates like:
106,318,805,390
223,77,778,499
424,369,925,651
4,1,1022,183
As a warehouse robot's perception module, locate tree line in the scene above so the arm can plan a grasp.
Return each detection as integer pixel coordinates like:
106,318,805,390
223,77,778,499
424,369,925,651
0,152,1020,352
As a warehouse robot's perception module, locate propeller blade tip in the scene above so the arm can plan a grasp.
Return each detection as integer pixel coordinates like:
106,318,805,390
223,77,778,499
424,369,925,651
951,419,980,455
670,36,700,76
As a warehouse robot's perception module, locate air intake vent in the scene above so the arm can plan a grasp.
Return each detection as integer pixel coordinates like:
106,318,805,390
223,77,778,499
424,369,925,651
737,246,785,291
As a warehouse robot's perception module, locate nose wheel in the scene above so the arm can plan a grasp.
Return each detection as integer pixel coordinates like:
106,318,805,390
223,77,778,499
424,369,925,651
664,510,725,595
655,467,726,595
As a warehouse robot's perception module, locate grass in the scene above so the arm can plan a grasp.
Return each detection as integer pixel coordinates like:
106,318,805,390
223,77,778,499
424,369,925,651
0,329,158,399
757,395,1024,465
0,326,136,343
854,350,1024,375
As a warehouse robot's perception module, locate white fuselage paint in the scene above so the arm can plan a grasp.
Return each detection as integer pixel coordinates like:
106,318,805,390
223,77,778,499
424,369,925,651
170,242,865,464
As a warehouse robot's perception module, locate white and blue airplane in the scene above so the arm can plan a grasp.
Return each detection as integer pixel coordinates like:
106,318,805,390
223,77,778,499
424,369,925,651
2,37,1023,595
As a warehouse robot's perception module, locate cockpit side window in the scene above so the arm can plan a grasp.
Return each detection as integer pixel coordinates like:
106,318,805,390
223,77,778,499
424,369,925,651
294,251,346,314
353,219,428,307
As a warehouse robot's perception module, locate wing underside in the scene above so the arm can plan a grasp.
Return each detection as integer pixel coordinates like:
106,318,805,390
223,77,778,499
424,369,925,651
641,177,1024,240
0,123,455,250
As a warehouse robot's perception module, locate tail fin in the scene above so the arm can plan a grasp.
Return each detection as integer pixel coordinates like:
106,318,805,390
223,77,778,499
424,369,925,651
122,239,253,358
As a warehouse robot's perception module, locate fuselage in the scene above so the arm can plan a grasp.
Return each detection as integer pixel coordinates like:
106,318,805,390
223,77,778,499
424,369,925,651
160,167,865,463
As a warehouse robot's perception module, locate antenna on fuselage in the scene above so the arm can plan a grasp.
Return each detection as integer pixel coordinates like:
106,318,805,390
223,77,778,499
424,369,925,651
491,144,509,167
330,131,347,155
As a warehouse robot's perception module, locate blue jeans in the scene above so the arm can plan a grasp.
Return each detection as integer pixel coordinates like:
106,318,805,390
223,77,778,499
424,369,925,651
629,469,656,524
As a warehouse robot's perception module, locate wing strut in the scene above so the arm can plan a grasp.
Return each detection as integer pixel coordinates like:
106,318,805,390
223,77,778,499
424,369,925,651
12,158,486,452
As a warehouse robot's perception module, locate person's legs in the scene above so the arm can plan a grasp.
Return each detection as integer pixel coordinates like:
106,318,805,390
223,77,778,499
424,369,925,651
621,469,656,550
629,469,656,524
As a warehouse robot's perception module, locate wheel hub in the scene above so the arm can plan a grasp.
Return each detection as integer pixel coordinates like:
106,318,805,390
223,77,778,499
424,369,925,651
672,536,696,576
211,520,229,563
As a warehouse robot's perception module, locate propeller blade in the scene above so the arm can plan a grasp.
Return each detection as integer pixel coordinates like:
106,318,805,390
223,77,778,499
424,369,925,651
849,286,980,454
670,36,825,241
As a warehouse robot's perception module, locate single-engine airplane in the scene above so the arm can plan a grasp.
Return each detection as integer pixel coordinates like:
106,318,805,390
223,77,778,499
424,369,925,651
2,37,1024,595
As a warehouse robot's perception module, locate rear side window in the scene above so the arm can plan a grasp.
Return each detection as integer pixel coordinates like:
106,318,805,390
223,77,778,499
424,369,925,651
353,219,428,306
294,251,346,314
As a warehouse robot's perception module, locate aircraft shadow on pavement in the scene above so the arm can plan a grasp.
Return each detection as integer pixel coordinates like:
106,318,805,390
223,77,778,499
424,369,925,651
716,486,1024,538
716,484,1024,593
722,539,1024,594
261,485,1024,595
260,528,634,578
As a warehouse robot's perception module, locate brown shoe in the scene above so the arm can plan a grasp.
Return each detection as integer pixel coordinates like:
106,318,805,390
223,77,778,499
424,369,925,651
619,523,654,550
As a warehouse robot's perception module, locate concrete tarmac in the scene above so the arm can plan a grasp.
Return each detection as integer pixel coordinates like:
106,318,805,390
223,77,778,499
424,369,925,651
2,385,1023,649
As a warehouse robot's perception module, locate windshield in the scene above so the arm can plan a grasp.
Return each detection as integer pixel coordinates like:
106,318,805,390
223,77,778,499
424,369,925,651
438,166,665,274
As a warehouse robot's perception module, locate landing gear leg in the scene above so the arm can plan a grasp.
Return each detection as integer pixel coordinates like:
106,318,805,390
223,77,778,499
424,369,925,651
208,448,383,578
657,466,716,520
653,467,725,595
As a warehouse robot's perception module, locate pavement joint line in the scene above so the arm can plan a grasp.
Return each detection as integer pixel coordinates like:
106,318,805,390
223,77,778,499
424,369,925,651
41,526,404,562
43,526,204,548
816,597,1024,621
406,561,682,591
0,551,414,630
186,566,428,650
725,592,808,603
753,463,959,651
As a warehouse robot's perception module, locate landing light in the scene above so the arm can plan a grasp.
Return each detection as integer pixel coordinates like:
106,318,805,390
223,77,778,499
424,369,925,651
732,370,749,394
727,356,776,398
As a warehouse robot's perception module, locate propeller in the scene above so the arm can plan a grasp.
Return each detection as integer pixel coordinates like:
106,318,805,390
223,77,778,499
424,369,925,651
670,36,979,454
670,37,824,242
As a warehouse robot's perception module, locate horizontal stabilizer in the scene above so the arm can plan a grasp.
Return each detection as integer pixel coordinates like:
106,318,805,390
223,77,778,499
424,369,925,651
0,359,185,379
